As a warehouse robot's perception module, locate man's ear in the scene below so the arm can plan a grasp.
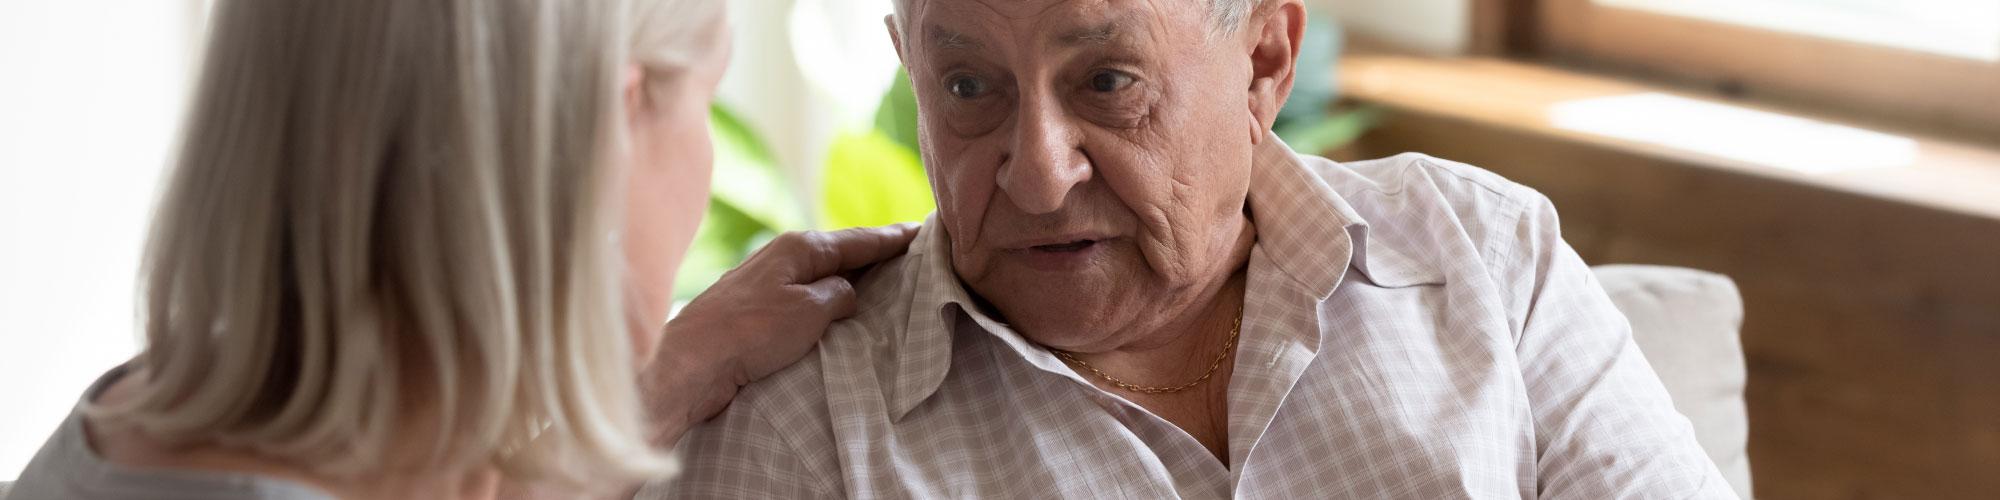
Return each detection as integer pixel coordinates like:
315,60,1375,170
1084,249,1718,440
886,15,907,65
1245,0,1306,144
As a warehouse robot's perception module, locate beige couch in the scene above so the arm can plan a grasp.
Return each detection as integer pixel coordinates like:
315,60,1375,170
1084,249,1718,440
1596,264,1752,499
0,265,1750,500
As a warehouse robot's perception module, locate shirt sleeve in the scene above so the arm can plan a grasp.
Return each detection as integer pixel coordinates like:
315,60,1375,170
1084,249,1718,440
1496,191,1740,500
635,401,837,500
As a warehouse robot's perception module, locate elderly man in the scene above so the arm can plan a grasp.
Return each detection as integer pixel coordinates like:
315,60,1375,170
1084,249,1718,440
650,0,1735,498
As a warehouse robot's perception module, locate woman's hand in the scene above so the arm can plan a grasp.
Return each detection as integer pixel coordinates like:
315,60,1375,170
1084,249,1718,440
637,223,920,447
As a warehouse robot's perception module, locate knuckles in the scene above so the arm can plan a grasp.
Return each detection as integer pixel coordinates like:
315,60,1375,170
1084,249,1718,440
772,230,833,258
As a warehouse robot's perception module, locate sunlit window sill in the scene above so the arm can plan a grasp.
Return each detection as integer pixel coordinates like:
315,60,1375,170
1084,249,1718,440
1336,54,2000,223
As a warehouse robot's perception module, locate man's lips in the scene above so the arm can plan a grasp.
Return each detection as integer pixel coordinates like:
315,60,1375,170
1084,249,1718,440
1000,234,1117,272
1031,240,1098,252
1003,233,1120,253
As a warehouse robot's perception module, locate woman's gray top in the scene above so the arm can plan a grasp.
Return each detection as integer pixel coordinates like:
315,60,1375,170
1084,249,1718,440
5,366,333,500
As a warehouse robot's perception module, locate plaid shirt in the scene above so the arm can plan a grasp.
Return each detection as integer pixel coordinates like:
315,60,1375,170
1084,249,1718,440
643,135,1736,499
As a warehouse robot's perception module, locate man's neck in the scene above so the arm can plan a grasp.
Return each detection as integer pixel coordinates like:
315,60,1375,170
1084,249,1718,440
1062,266,1249,386
1060,268,1248,464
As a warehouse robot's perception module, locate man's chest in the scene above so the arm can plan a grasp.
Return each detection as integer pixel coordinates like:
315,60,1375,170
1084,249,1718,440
817,245,1538,498
833,328,1536,499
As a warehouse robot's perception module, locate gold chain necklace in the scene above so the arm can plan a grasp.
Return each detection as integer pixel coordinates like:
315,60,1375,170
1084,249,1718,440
1053,306,1243,395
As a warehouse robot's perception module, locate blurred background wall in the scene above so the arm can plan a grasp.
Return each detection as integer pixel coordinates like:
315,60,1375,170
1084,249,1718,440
0,0,202,479
1321,0,1469,54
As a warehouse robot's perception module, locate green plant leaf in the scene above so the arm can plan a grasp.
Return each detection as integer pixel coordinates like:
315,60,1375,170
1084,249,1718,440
673,200,773,300
819,130,934,229
874,66,921,152
709,104,807,231
1275,104,1385,157
673,104,804,300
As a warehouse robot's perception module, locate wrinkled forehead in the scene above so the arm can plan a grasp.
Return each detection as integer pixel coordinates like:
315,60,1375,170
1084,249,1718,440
902,0,1206,54
913,0,1110,20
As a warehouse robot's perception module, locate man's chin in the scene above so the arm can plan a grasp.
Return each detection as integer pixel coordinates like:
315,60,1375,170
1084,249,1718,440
960,246,1149,348
973,285,1130,351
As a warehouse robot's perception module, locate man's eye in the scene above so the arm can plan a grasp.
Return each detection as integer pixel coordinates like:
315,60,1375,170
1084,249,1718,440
1087,70,1135,93
947,76,988,99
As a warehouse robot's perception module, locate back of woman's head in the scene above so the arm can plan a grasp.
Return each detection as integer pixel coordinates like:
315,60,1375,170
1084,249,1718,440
96,0,721,487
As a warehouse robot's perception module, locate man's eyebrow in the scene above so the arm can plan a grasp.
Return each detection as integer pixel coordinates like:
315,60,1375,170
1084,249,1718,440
1056,20,1127,46
929,25,981,51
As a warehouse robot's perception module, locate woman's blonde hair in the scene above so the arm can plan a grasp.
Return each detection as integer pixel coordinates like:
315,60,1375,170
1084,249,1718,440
93,0,723,487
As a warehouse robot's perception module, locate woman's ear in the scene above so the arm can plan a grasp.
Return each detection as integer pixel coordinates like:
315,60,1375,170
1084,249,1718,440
1245,0,1306,144
622,64,648,125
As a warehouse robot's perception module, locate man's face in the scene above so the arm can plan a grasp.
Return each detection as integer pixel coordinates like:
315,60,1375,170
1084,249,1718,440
896,0,1265,349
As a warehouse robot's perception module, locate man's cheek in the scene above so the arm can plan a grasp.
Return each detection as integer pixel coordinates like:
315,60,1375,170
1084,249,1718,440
1131,197,1198,280
944,161,998,226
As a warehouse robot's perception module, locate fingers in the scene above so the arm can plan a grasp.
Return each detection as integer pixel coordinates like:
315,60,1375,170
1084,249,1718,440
777,223,921,282
800,275,860,321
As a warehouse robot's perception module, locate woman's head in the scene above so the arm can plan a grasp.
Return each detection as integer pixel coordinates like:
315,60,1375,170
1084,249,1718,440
620,0,732,361
99,0,726,489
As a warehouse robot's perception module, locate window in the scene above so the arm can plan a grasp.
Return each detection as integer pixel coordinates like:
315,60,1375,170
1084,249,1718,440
1596,0,2000,62
1533,0,2000,142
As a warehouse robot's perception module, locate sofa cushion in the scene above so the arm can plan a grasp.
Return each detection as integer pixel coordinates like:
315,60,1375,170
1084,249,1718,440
1595,264,1752,499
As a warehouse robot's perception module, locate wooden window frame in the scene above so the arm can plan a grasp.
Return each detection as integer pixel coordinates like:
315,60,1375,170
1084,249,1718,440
1508,0,2000,142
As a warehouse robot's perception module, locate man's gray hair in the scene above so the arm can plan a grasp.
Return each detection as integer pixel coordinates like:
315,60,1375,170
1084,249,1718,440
1206,0,1263,33
890,0,1266,35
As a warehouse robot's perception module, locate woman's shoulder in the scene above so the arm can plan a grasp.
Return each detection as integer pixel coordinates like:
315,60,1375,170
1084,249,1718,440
7,367,334,500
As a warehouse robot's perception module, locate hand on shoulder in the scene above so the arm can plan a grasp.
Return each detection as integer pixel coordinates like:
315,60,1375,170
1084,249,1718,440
637,223,920,445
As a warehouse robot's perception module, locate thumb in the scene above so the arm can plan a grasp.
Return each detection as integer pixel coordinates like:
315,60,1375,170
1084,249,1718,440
789,223,921,282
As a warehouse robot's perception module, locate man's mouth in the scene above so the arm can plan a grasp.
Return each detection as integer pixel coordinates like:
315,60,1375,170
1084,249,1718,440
1008,235,1114,271
1031,239,1099,253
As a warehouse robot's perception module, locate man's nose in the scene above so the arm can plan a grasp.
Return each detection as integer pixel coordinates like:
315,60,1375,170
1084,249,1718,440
997,91,1089,215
